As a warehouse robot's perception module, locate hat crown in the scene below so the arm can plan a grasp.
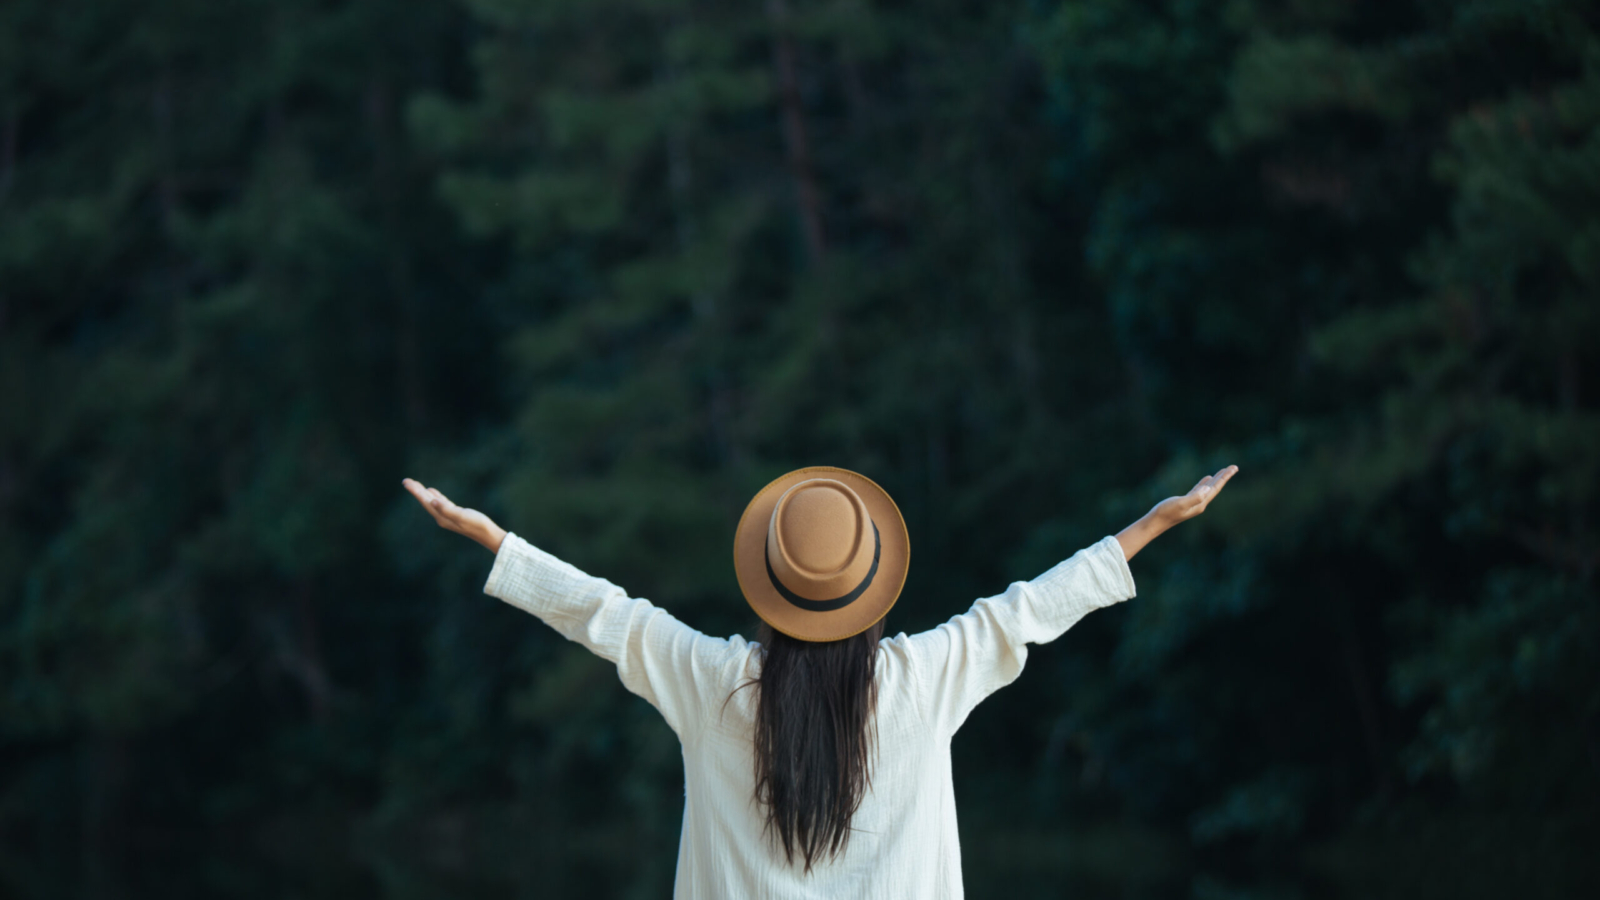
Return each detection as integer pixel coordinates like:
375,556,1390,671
767,479,875,601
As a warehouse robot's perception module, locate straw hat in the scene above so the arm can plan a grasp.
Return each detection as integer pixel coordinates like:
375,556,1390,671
733,466,910,642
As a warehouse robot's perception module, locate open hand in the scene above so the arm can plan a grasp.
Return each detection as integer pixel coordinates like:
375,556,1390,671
1152,465,1239,526
1116,464,1238,561
402,477,507,554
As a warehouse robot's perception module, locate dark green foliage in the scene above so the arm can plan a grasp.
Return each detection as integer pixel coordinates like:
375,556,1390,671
1,0,1595,896
1027,0,1600,847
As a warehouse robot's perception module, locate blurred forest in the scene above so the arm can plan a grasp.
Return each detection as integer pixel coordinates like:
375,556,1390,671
2,0,1598,897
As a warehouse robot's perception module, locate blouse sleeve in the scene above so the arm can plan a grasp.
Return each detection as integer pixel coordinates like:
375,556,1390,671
897,535,1136,737
482,532,739,738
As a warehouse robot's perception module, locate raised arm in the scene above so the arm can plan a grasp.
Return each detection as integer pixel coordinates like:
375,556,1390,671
895,464,1238,736
400,477,741,737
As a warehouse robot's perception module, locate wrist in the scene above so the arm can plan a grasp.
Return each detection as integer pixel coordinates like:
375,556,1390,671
1120,508,1178,560
1136,512,1170,545
1146,508,1179,534
482,524,507,554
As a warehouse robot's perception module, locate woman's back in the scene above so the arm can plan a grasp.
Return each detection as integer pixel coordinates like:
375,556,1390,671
483,530,1136,899
681,634,957,898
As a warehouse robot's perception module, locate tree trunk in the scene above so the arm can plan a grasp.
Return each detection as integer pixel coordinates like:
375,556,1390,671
368,75,428,433
1334,596,1391,797
766,0,826,267
82,735,129,900
0,108,17,207
294,579,333,722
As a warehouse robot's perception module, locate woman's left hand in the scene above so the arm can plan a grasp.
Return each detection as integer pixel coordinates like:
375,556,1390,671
1151,465,1239,527
1116,465,1238,561
402,477,507,554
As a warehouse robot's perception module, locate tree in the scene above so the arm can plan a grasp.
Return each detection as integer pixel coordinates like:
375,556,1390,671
1032,0,1600,850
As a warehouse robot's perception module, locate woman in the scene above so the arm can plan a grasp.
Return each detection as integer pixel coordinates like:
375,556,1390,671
402,463,1236,898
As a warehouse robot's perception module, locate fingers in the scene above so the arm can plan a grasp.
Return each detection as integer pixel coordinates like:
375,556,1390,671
1209,465,1239,497
1195,465,1238,508
403,478,463,530
1177,465,1239,516
404,479,457,513
403,478,438,512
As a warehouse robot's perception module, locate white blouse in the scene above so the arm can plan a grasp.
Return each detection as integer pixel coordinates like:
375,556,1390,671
483,531,1137,899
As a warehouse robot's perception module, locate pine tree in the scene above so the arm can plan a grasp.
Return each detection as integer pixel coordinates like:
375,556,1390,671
0,0,487,865
1033,0,1600,845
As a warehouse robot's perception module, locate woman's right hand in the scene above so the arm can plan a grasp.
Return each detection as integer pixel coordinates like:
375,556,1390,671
402,477,507,554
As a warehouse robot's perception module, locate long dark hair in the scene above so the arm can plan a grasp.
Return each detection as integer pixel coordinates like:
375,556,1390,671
746,619,884,871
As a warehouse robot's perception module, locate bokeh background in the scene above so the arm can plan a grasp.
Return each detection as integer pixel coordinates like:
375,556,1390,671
2,0,1598,897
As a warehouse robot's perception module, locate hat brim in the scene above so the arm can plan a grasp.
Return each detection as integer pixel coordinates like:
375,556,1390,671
734,466,909,642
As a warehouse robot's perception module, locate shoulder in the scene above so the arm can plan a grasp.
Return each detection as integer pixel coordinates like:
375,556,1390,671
874,634,930,713
702,635,764,735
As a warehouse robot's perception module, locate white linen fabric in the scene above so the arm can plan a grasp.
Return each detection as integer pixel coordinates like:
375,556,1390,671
483,531,1137,899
